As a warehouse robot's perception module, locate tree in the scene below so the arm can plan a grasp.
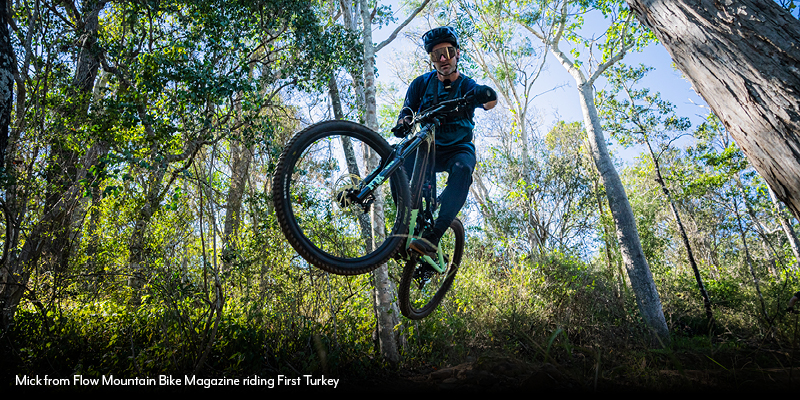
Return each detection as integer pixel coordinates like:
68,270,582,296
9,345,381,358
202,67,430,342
684,112,783,324
625,0,800,222
327,0,431,365
0,0,12,167
0,0,338,328
508,0,670,344
598,63,713,325
1,0,110,327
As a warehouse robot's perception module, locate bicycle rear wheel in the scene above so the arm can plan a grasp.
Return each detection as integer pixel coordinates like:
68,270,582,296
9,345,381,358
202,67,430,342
272,120,410,275
399,218,464,319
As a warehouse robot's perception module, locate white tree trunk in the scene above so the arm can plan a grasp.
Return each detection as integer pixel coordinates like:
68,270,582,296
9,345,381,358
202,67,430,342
516,1,670,344
360,0,400,365
578,83,670,344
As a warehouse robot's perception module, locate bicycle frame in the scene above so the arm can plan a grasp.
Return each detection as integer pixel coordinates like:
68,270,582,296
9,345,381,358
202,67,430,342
337,94,477,274
402,124,450,273
348,120,450,273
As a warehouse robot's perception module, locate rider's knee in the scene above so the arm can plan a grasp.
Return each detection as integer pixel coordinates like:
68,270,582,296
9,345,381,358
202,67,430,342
451,161,473,185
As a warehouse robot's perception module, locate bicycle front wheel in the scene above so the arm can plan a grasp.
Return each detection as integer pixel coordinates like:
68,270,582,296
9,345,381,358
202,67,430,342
399,218,464,319
272,120,410,275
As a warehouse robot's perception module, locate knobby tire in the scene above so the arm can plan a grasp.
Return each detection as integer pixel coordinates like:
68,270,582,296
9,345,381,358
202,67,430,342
399,218,464,319
272,120,410,275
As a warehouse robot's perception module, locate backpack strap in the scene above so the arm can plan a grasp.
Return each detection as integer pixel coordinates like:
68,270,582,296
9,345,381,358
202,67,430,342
421,74,471,120
419,72,439,112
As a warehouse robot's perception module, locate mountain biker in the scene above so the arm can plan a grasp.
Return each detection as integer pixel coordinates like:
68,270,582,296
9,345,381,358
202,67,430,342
392,26,497,257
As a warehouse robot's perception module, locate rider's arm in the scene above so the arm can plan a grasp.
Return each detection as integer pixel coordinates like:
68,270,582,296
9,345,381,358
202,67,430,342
393,76,428,137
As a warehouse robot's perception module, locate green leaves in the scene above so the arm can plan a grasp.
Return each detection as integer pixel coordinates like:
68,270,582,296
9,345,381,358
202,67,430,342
598,63,690,151
682,113,749,198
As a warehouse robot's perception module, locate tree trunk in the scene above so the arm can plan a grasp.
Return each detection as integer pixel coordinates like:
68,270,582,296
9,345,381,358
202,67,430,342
590,156,621,296
626,0,800,221
329,76,373,242
223,140,252,272
578,83,670,344
517,0,670,345
359,0,400,365
127,167,167,290
0,0,13,167
645,140,713,325
42,0,106,274
330,0,427,363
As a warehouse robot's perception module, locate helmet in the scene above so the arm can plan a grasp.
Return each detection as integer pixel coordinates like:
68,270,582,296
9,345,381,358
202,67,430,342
422,26,459,53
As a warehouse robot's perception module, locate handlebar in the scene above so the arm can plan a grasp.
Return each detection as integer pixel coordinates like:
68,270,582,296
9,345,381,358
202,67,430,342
392,85,496,137
413,91,476,126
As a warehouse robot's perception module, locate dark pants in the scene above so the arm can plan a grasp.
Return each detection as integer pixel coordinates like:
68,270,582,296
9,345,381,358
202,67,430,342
403,145,475,241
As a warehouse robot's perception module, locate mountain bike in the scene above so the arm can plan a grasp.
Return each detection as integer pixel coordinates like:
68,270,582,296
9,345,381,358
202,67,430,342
272,88,492,319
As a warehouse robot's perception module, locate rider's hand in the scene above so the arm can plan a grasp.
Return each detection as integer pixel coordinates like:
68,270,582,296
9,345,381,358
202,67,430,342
392,116,413,138
475,85,497,104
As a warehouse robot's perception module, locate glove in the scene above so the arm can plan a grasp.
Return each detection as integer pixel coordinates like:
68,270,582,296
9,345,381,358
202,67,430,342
474,85,497,104
391,116,413,138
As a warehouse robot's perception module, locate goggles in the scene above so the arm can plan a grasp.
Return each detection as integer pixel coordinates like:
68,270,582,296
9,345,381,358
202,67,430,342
429,46,457,62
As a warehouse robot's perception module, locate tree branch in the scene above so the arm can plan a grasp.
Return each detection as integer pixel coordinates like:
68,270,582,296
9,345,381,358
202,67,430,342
375,0,431,53
587,13,636,85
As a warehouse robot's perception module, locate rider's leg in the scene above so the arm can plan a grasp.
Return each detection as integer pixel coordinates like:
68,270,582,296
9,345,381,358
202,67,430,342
428,150,474,245
409,146,474,256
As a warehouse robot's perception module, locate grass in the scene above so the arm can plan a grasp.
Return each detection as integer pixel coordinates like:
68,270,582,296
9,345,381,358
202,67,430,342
3,247,800,392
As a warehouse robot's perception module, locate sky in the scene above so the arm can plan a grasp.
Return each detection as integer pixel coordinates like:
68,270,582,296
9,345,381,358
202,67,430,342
368,0,712,164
